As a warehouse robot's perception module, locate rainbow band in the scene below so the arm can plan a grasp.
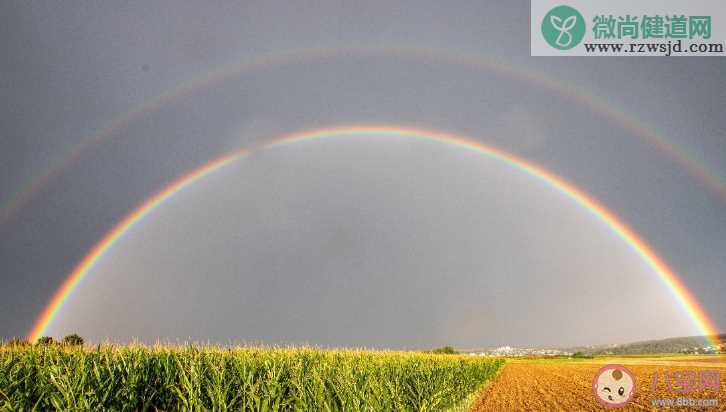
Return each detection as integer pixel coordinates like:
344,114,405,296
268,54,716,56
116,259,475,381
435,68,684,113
27,125,721,345
4,46,726,226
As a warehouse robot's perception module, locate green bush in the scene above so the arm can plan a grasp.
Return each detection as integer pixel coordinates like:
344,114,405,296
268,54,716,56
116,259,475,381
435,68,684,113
35,336,55,346
62,334,84,346
431,346,458,354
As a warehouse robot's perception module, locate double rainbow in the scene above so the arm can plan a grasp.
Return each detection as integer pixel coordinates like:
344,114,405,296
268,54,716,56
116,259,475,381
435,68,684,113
28,125,721,346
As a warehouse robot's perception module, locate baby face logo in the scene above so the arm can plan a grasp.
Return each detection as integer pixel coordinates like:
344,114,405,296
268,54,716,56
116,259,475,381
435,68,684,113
541,5,585,50
592,364,635,408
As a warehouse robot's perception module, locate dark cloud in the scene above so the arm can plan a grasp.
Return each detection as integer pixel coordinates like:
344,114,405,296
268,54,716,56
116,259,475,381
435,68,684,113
1,1,724,346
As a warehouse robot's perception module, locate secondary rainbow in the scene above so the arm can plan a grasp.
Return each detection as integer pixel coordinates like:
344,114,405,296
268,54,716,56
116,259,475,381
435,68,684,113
27,125,721,345
5,46,726,226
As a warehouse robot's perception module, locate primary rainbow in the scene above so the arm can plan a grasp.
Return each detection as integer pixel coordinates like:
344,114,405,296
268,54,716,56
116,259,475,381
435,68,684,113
27,125,721,346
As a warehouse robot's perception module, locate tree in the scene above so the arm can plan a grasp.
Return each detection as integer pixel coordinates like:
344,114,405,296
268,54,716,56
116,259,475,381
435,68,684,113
36,336,55,345
63,334,84,346
431,346,457,354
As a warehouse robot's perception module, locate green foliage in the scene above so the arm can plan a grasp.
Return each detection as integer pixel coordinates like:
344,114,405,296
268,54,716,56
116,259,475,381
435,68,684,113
571,351,592,359
0,345,504,411
568,334,726,355
62,334,84,346
430,346,458,355
35,336,55,346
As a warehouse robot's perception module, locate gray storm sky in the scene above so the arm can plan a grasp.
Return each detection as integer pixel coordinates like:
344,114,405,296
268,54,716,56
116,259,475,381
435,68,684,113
1,1,724,348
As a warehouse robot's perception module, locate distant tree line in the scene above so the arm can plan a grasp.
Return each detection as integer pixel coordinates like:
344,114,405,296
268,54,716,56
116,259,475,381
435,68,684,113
3,334,84,347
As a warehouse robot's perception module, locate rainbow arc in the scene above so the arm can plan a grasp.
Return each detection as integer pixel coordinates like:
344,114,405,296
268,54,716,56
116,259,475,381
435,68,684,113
28,125,721,347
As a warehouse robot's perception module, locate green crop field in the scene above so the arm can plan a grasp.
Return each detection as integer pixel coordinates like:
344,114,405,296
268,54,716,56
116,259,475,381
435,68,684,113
0,344,503,411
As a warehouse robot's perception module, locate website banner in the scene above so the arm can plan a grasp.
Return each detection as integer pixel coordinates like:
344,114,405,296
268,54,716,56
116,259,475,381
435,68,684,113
532,0,726,56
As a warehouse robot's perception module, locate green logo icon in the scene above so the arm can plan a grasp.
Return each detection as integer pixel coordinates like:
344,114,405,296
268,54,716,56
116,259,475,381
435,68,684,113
541,5,585,50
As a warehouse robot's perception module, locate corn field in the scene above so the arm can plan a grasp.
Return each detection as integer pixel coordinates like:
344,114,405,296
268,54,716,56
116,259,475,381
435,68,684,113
0,345,504,411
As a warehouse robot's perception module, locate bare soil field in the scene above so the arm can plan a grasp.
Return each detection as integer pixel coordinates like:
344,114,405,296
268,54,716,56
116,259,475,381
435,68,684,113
471,356,726,411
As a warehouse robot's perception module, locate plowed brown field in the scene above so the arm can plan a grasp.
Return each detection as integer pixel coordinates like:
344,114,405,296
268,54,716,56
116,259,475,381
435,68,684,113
470,356,726,411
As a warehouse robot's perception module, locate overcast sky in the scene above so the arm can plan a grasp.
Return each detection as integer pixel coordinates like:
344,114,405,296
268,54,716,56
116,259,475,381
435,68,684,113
1,1,724,348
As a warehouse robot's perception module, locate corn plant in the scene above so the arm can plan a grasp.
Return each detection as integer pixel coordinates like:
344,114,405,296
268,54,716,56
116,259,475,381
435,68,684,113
0,344,504,411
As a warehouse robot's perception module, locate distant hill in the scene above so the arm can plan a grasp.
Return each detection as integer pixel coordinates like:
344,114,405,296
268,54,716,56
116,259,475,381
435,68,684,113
565,334,726,355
